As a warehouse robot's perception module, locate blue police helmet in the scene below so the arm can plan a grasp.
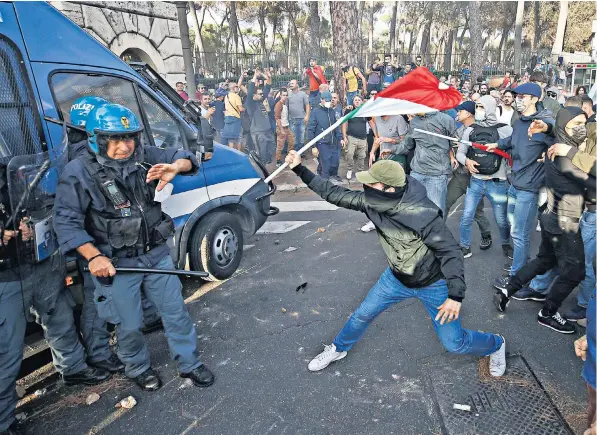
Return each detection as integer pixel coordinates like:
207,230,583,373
69,96,109,127
85,103,143,154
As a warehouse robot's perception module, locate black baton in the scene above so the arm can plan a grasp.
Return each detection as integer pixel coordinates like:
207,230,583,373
84,266,208,278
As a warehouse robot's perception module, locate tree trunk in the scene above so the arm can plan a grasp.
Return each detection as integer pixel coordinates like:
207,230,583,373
308,1,321,60
237,19,246,55
368,0,374,65
330,1,359,102
258,4,267,65
457,10,469,50
229,1,238,72
176,2,195,96
419,3,434,63
188,2,206,68
389,1,398,54
552,0,568,55
532,1,540,50
444,28,455,72
497,23,511,65
468,0,483,81
287,13,292,69
513,0,524,73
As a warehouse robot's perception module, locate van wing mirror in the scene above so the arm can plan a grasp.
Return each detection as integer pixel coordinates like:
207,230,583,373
193,117,214,159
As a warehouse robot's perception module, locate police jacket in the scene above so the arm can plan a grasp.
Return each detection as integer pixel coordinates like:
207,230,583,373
53,146,198,267
291,164,466,301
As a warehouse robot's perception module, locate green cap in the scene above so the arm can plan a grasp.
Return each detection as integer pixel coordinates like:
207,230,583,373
356,159,406,187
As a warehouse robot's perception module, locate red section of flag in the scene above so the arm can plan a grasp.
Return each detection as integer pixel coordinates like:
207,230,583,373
472,142,513,166
376,67,462,111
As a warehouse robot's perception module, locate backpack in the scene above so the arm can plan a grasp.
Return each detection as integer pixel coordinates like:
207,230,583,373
466,123,506,175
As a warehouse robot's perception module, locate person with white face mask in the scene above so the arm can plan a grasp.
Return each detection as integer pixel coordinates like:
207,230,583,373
306,91,346,181
485,83,556,294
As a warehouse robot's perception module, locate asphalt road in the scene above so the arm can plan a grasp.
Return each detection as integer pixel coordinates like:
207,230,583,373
20,187,588,435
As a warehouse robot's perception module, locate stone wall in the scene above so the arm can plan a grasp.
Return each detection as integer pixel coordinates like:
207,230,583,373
51,1,185,86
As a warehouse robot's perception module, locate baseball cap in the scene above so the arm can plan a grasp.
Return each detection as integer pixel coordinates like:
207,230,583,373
512,83,542,98
455,101,475,115
321,91,333,102
356,160,406,187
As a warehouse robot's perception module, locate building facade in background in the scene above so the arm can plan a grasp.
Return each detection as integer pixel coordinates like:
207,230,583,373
51,1,184,86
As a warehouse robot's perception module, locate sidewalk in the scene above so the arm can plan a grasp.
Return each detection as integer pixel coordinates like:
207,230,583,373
265,155,365,192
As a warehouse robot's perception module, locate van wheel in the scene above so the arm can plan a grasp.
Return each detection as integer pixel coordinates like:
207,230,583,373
189,212,243,281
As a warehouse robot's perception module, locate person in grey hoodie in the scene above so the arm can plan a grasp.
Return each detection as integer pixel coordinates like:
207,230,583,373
383,111,457,215
246,69,274,163
456,95,513,259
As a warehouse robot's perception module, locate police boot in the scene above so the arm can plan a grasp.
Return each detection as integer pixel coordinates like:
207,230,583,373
63,366,111,386
0,422,24,435
134,368,162,391
88,353,125,373
180,364,215,388
141,318,164,334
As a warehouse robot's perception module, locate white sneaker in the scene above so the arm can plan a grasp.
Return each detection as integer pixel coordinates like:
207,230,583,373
346,170,353,180
307,344,347,372
360,221,376,233
536,222,541,232
489,336,506,377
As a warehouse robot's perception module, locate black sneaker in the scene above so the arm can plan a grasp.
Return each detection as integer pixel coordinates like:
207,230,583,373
493,276,510,292
0,421,24,435
63,366,111,386
88,353,125,373
480,234,492,250
135,368,162,391
502,244,513,260
562,305,587,324
461,246,472,259
180,364,215,388
537,310,576,334
493,289,510,312
511,286,547,302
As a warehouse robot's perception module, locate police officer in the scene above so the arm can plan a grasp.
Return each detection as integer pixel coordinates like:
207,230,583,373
0,167,110,435
53,103,214,390
68,97,163,374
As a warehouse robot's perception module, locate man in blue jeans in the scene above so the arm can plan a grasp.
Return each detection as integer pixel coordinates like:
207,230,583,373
283,152,507,377
385,111,456,215
287,80,310,151
456,96,513,259
486,83,555,291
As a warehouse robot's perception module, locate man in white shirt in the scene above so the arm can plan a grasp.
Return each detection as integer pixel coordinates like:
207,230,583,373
497,90,518,126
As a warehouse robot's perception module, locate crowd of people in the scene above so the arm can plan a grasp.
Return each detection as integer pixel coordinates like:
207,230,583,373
188,58,595,432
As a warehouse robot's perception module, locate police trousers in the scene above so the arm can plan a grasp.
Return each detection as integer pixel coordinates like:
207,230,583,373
91,255,201,378
0,279,87,430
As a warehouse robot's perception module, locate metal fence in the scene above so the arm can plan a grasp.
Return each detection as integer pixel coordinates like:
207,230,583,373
193,48,570,91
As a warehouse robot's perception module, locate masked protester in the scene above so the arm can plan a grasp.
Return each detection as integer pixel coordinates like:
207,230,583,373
494,107,595,334
53,103,215,391
486,83,555,292
283,152,507,377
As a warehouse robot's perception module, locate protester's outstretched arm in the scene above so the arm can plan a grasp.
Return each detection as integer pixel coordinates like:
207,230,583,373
285,151,365,212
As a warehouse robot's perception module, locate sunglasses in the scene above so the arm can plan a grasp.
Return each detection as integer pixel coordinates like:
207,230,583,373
546,92,557,98
370,92,378,96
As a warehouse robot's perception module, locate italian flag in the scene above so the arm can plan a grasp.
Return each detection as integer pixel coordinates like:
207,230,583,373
265,67,462,183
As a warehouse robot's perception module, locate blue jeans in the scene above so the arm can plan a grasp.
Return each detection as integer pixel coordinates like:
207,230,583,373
92,255,201,378
346,91,358,106
460,178,510,248
309,90,320,108
290,118,305,150
316,142,340,179
507,185,539,275
410,172,449,216
333,268,503,356
530,269,558,295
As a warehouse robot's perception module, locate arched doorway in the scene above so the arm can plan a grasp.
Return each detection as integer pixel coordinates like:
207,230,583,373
109,33,166,77
120,47,157,70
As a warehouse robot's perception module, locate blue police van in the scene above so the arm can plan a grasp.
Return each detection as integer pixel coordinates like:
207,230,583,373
0,1,277,284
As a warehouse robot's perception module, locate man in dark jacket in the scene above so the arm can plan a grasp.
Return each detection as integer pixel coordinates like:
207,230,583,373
283,151,507,376
486,83,555,290
246,70,274,163
494,107,594,334
306,91,345,181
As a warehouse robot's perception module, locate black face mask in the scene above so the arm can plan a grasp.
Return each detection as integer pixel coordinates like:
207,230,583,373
342,66,349,72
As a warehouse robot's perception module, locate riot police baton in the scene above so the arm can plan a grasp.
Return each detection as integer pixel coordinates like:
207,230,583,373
5,159,51,229
83,266,209,278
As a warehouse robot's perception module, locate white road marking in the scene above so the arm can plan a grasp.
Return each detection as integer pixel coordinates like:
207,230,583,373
271,201,339,213
243,244,255,251
256,221,310,234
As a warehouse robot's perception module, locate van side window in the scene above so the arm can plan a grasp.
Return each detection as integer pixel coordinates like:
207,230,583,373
139,90,184,149
0,38,43,156
50,73,151,146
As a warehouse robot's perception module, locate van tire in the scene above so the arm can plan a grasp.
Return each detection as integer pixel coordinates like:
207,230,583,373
189,212,243,281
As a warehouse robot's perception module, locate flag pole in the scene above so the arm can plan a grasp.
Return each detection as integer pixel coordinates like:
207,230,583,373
264,107,359,183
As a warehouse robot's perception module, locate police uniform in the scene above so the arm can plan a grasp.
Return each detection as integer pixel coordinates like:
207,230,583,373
53,103,213,388
0,166,108,434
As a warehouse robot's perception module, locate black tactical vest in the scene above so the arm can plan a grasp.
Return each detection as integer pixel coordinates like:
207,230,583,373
80,153,174,256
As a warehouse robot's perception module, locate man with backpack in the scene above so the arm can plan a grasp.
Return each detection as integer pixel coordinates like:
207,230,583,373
456,95,513,259
340,62,366,106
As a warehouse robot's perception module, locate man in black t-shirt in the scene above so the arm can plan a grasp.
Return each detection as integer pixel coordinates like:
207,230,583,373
341,95,373,179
